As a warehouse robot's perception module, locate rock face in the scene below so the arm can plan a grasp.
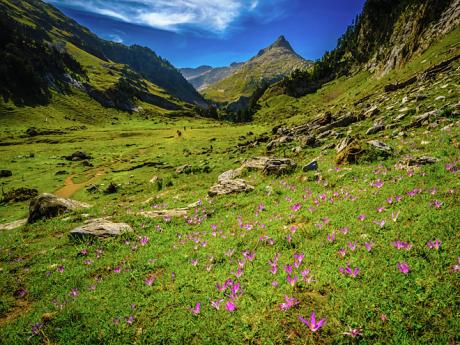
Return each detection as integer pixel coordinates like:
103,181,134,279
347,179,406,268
28,193,90,223
336,141,363,164
0,170,12,178
263,158,297,175
208,179,254,197
70,219,132,238
366,124,385,135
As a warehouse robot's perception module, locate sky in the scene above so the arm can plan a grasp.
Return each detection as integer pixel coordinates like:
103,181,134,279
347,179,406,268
44,0,366,68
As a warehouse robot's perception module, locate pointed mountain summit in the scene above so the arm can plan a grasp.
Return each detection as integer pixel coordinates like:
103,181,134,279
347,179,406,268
202,36,312,103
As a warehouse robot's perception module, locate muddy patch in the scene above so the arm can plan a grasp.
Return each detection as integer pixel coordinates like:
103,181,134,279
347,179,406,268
54,169,105,198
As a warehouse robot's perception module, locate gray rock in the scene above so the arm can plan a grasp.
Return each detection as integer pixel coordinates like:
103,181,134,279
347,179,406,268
0,219,27,231
366,124,385,135
367,140,393,154
242,157,271,170
263,158,296,176
336,136,355,153
292,146,302,154
0,170,12,178
70,219,132,238
176,164,192,174
65,151,92,161
139,208,190,218
298,135,317,147
364,106,380,117
217,168,243,182
266,136,293,150
405,156,440,166
208,179,254,197
303,160,318,172
28,193,90,223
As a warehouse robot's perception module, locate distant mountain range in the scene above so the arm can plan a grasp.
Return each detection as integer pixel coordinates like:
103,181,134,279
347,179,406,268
180,62,244,91
0,0,205,113
196,36,312,104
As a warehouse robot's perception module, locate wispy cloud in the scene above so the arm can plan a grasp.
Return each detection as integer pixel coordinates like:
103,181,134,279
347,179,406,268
46,0,286,33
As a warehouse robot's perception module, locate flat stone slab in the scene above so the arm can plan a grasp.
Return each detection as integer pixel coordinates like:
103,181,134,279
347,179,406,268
208,179,254,197
0,219,27,231
70,219,132,238
138,208,189,219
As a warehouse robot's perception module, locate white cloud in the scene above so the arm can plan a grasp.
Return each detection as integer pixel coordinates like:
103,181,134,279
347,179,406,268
45,0,287,33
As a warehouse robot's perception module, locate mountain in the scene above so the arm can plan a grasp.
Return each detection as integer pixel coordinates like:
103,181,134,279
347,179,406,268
201,36,312,104
265,0,460,99
0,0,205,114
180,62,244,91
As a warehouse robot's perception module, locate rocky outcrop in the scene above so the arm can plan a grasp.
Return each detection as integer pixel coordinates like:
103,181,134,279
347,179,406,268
70,219,132,238
28,193,90,223
262,158,297,175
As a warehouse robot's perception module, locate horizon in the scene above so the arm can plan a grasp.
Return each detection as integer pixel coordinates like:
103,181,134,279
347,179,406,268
44,0,366,68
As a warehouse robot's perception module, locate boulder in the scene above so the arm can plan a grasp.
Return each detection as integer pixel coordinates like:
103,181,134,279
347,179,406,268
367,140,392,152
176,164,192,174
70,219,132,238
0,170,12,178
2,188,38,203
366,124,385,135
336,136,355,153
218,168,243,182
303,160,318,172
242,157,271,170
336,141,363,164
262,158,296,175
28,193,90,223
364,106,380,118
65,151,92,161
404,156,440,166
208,179,254,197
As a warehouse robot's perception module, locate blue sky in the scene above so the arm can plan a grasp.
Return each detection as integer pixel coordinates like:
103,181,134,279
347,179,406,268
45,0,366,68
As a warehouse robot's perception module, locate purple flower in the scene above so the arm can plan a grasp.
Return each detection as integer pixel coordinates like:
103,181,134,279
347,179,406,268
340,227,350,235
232,267,243,278
373,219,385,228
69,288,79,297
271,280,279,287
279,295,299,310
225,301,236,311
397,262,410,274
31,322,43,336
211,299,224,310
293,253,304,268
338,248,347,258
377,206,385,213
113,267,122,273
84,260,93,265
284,264,293,275
286,275,298,287
145,276,155,286
298,312,326,332
191,258,199,266
57,265,65,273
189,303,201,315
431,200,443,209
343,327,362,338
347,242,357,251
327,232,336,242
372,179,384,189
339,264,360,278
242,250,256,261
15,288,28,297
357,214,365,221
270,265,278,275
426,239,441,250
139,236,150,246
364,242,374,252
125,315,135,325
291,203,302,212
391,240,412,250
79,249,88,256
391,211,400,222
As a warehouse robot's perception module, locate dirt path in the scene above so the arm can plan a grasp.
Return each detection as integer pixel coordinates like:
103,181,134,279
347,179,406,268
0,300,31,327
54,169,105,198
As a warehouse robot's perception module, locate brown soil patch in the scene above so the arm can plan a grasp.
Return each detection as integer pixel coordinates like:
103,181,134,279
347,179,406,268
54,169,106,198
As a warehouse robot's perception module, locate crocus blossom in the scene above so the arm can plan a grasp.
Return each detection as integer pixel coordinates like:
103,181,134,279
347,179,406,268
397,262,410,274
279,295,299,310
189,303,201,315
298,312,326,332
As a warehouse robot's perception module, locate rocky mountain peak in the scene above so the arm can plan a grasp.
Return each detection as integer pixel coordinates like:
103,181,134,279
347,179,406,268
256,35,295,57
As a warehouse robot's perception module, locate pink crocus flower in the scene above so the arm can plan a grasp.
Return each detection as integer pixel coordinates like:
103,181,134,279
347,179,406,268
397,262,410,274
284,265,293,275
377,206,385,213
189,303,201,315
357,214,365,221
57,265,65,273
293,253,304,268
298,312,326,332
391,240,412,250
242,250,256,261
225,301,236,311
391,211,400,222
279,295,299,310
113,267,122,273
291,203,301,212
270,265,278,275
139,236,149,246
211,299,224,310
426,239,441,250
372,179,384,189
69,288,79,297
191,259,199,266
431,200,443,209
364,242,374,252
338,248,347,258
340,227,350,235
339,264,360,278
301,269,311,282
232,267,243,278
347,242,357,251
145,276,155,286
286,275,298,287
327,232,336,242
343,327,362,338
373,220,385,228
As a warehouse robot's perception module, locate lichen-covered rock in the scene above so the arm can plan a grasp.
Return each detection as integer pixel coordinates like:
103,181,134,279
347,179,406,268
262,158,297,175
28,193,90,223
208,179,254,197
70,219,132,238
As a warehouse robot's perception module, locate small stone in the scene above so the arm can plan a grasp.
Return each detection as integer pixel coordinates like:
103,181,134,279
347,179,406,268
303,160,318,172
435,96,446,101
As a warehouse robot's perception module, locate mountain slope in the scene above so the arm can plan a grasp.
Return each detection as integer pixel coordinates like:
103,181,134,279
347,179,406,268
0,0,205,110
180,62,244,91
263,0,460,100
202,36,312,104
